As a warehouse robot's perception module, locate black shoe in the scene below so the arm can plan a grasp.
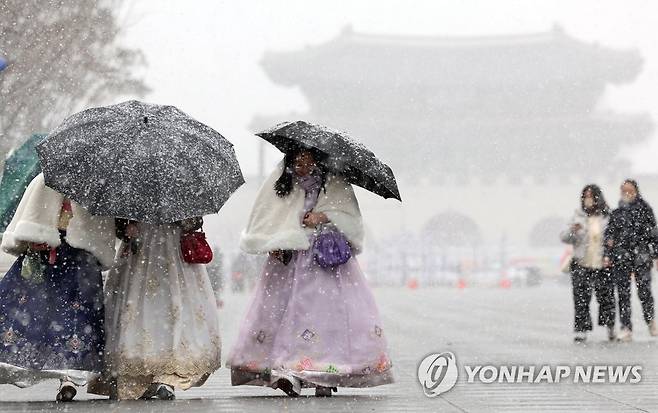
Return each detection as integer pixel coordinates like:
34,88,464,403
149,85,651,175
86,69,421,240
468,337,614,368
315,386,336,397
140,383,175,400
573,332,587,343
607,326,617,341
276,379,300,397
155,384,176,400
56,382,77,402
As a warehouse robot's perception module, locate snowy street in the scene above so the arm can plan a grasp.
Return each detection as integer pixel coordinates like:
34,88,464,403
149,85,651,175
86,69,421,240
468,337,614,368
4,1,658,412
1,282,657,412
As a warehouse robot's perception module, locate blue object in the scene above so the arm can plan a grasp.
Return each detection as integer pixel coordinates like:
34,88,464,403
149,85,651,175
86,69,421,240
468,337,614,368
0,231,105,372
0,56,7,72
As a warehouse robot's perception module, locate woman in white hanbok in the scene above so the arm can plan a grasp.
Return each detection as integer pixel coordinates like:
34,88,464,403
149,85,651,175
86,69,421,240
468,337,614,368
93,217,221,400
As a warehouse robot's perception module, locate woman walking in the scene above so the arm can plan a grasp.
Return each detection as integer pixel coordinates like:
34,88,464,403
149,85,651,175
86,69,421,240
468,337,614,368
227,147,394,397
604,179,658,342
561,184,615,342
91,217,221,400
0,174,116,401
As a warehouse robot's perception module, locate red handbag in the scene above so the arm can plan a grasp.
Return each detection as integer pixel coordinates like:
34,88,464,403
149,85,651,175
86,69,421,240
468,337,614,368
180,231,213,264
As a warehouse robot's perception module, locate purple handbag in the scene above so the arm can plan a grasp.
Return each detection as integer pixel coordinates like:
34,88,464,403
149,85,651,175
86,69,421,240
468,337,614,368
313,225,352,268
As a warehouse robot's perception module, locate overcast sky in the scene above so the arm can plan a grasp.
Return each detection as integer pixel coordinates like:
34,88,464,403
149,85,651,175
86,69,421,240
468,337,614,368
118,0,658,175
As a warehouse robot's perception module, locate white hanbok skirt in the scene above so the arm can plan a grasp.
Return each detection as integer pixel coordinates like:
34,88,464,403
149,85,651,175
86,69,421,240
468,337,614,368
98,223,221,399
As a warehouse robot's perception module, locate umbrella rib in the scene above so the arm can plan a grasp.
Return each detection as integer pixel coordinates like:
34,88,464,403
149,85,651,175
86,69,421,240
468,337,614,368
177,145,224,217
179,118,238,159
153,139,165,223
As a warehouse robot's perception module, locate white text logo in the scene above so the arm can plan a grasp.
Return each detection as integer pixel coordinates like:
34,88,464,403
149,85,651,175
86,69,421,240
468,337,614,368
417,352,459,397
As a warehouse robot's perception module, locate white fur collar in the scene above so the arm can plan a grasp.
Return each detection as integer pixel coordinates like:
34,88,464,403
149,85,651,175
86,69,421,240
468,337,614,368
240,163,364,254
1,174,117,269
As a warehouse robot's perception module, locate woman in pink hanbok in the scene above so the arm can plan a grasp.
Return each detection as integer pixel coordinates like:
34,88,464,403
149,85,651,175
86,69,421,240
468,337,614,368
227,148,393,397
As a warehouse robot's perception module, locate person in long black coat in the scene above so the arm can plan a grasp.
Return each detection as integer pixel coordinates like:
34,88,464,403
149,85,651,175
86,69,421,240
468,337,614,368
604,179,658,341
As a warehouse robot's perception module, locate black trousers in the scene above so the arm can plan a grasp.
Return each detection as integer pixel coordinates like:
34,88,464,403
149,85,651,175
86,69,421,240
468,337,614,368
571,263,615,332
612,260,655,330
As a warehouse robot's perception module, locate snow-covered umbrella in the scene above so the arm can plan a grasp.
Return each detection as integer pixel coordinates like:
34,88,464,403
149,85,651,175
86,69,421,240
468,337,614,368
36,100,245,224
257,120,401,201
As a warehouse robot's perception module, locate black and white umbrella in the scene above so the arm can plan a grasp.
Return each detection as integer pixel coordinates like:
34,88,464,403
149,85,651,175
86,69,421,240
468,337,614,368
37,100,245,224
257,120,401,201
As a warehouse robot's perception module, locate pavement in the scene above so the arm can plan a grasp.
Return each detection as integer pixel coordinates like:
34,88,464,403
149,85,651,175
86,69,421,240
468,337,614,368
1,282,657,412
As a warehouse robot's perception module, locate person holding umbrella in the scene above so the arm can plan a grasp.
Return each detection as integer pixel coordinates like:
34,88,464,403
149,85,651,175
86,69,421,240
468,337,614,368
227,121,397,397
99,215,220,400
0,173,116,402
36,100,245,400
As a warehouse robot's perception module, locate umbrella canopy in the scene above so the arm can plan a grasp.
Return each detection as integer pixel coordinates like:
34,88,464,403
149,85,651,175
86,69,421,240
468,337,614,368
37,100,245,224
0,134,46,233
256,121,401,201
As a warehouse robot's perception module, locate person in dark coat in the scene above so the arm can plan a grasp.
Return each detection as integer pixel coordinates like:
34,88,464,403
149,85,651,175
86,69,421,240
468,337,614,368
561,185,615,342
604,179,658,342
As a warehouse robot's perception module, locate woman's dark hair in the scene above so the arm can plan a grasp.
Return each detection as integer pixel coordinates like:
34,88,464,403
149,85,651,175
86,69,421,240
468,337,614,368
274,147,328,198
581,184,610,216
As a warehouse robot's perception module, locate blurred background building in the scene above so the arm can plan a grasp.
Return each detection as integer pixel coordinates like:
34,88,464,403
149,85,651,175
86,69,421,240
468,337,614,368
222,26,657,286
2,14,656,287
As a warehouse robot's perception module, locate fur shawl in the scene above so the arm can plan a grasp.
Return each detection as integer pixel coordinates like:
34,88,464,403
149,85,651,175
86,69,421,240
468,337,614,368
1,173,117,269
240,163,364,255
